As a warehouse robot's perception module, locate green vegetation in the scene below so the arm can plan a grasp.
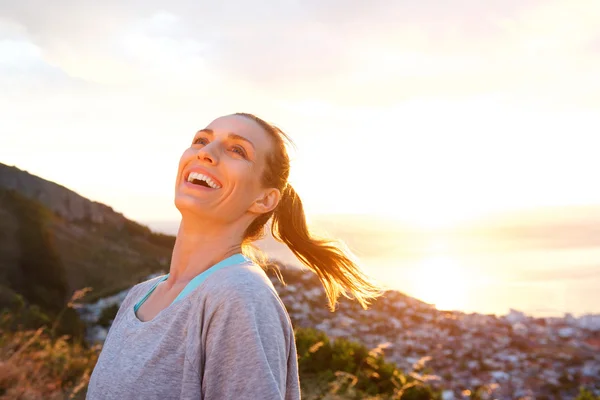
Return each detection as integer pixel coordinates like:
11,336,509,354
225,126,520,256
0,190,87,340
576,387,600,400
3,190,68,313
296,327,440,399
0,188,175,330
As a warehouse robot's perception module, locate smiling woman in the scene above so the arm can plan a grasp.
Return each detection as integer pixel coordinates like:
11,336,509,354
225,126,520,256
86,112,384,400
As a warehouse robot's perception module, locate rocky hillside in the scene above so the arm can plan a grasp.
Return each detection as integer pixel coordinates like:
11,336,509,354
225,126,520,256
0,162,175,313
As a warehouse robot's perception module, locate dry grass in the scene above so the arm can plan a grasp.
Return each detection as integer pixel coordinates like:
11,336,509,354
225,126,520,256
0,324,100,399
0,289,101,400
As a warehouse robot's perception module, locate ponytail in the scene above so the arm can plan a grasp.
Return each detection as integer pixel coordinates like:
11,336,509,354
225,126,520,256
271,184,384,311
235,111,383,312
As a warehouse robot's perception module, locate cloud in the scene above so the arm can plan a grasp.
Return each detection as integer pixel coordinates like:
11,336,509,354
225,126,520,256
1,0,600,107
0,21,83,92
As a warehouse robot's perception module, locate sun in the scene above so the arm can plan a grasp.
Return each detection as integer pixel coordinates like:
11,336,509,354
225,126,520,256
409,255,469,311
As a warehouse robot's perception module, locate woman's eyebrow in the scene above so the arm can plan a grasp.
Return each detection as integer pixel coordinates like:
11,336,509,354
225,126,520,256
196,129,255,151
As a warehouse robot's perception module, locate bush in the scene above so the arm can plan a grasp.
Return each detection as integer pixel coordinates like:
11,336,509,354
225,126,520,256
295,327,440,399
0,292,51,332
575,387,600,400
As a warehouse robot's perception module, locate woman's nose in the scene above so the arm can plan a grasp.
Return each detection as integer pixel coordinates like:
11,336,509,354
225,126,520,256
196,144,219,165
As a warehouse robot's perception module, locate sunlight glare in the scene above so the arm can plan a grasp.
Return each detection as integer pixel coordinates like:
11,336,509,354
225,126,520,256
410,256,469,311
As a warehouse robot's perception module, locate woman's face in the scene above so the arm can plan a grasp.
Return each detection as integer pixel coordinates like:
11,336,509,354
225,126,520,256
174,114,279,224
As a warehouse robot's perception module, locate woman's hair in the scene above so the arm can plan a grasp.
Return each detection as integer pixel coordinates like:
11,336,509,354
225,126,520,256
236,112,384,311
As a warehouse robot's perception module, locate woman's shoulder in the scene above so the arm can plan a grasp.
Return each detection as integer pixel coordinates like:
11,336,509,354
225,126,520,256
199,261,294,330
201,261,282,305
206,261,275,291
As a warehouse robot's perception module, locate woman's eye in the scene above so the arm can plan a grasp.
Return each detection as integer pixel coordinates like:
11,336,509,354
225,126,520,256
193,137,208,145
230,145,247,157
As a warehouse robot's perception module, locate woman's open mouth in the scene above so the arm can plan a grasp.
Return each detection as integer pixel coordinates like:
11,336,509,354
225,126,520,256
185,172,222,189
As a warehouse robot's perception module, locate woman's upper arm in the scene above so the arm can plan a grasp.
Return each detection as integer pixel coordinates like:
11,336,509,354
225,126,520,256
201,286,293,400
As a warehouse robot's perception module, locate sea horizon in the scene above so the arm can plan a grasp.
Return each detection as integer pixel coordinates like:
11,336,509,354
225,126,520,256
144,210,600,319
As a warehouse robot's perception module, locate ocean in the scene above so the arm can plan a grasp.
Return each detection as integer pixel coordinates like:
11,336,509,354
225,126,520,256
146,210,600,318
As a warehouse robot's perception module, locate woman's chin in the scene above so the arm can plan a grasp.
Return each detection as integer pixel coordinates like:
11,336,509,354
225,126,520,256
174,195,211,217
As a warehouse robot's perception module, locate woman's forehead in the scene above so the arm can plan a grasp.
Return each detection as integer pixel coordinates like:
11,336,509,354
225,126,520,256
205,114,265,139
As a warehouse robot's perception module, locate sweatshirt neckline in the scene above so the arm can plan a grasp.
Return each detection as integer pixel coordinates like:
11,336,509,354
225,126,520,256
127,255,251,326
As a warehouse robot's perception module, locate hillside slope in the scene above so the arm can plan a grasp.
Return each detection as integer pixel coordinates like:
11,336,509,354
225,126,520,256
0,163,175,309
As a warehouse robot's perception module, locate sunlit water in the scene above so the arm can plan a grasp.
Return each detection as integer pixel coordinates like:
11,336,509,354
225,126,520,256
147,216,600,318
363,248,600,317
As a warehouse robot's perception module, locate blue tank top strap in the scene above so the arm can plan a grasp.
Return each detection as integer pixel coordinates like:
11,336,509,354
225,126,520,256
133,275,168,313
133,253,250,312
172,253,250,304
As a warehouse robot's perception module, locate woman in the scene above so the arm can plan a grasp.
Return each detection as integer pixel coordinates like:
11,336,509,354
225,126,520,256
86,113,383,399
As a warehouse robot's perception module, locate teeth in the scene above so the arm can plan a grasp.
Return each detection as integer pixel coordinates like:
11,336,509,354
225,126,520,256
187,172,222,189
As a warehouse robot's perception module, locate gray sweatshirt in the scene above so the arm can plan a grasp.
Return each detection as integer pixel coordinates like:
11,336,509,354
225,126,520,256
86,262,301,400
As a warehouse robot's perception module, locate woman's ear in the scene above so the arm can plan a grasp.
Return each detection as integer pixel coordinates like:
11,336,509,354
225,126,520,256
248,188,281,215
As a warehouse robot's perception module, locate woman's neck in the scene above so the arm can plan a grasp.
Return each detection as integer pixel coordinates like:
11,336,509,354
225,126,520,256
166,218,245,287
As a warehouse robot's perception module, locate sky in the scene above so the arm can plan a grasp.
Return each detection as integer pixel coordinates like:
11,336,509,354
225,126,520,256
2,0,600,229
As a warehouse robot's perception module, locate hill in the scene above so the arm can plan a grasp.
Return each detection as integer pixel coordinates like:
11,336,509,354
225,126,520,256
0,163,174,325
